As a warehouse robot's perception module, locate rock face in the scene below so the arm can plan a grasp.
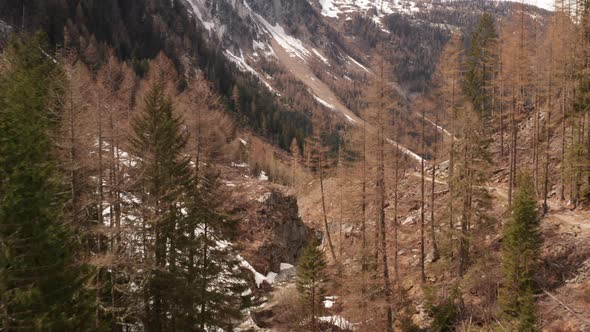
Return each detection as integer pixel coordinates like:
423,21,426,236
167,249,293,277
0,20,13,48
188,0,336,52
234,188,310,274
253,190,310,272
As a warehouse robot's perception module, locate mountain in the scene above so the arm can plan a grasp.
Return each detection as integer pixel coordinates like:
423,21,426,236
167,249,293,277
181,0,549,161
5,0,590,330
0,0,549,132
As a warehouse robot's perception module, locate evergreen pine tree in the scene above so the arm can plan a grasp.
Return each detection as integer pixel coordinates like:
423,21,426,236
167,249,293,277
129,80,249,331
129,79,192,330
296,241,329,331
189,170,251,332
500,173,541,331
464,13,498,115
0,32,94,331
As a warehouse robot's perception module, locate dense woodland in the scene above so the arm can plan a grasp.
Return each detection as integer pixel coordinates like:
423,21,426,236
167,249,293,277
1,0,590,331
0,0,313,152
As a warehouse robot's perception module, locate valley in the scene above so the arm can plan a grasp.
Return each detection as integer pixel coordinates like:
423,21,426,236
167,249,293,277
1,0,589,331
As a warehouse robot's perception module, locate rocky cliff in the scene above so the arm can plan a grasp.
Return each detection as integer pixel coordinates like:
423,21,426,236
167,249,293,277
218,163,311,276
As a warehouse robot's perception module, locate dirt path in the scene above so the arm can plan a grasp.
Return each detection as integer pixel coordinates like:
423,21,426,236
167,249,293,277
409,171,509,200
545,208,590,232
538,204,590,331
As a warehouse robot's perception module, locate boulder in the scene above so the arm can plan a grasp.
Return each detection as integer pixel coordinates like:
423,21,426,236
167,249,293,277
238,189,311,273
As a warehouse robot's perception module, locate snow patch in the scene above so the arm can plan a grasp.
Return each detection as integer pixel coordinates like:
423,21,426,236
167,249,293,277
280,263,295,270
312,48,330,65
344,114,357,123
257,192,271,203
319,0,341,17
347,55,371,74
224,50,276,93
314,95,336,110
258,171,269,181
318,315,354,330
239,256,277,288
417,112,455,139
186,0,216,32
316,0,421,19
244,1,310,61
263,23,310,60
232,162,249,168
386,138,423,163
253,39,277,58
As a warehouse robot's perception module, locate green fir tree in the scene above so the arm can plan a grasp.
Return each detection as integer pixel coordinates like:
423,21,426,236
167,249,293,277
500,173,541,331
129,79,193,331
464,13,498,115
296,241,329,331
0,32,95,331
129,80,249,331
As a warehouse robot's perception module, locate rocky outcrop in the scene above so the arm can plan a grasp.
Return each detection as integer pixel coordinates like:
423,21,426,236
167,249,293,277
239,189,310,273
0,20,13,48
256,190,310,270
185,0,343,57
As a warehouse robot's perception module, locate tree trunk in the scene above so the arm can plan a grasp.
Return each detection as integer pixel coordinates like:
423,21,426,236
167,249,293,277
361,122,368,272
508,89,516,210
319,150,337,262
449,75,456,230
459,141,472,278
199,223,209,331
338,147,344,258
543,59,553,215
534,91,540,196
561,88,567,201
96,93,104,327
430,111,440,262
420,106,426,283
393,127,401,285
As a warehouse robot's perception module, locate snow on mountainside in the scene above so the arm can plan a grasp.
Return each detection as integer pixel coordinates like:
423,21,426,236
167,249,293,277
316,0,553,17
317,0,420,18
186,0,338,64
184,0,549,99
182,0,549,164
185,0,370,110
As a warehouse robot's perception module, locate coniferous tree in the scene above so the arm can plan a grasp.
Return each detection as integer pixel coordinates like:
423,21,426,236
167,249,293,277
437,33,464,232
0,32,95,331
129,79,192,330
291,137,302,187
189,172,250,332
464,13,499,115
296,241,329,332
307,114,337,263
500,173,541,331
420,103,427,283
451,104,493,278
129,78,249,331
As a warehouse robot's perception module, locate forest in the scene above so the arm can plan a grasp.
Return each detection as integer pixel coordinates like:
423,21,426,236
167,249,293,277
1,0,590,331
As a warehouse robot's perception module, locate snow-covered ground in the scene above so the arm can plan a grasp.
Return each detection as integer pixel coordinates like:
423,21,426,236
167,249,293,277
314,95,337,110
318,315,354,330
318,0,419,18
317,0,553,17
225,50,277,93
239,256,278,288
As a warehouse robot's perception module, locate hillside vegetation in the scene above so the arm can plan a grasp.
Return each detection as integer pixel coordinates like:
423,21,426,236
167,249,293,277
1,0,589,331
